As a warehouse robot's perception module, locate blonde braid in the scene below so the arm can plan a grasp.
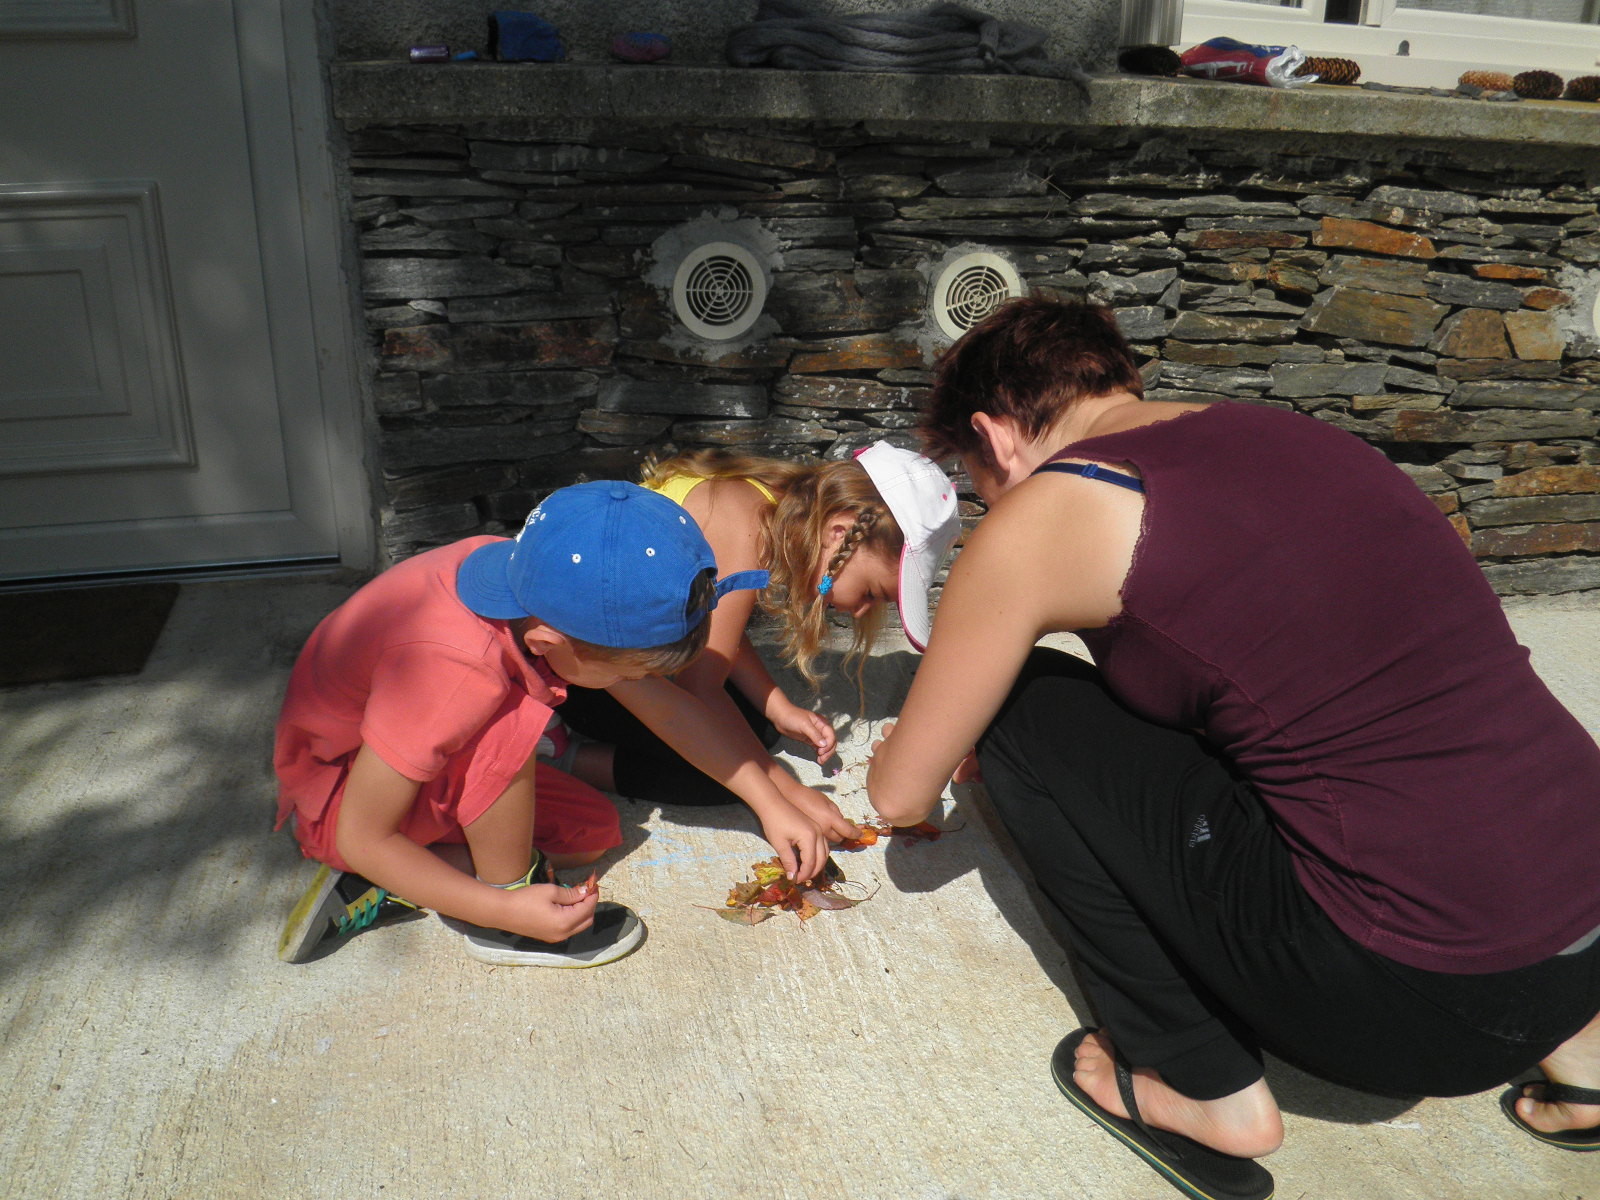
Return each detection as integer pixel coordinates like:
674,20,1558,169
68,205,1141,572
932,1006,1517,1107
819,509,880,593
759,460,904,691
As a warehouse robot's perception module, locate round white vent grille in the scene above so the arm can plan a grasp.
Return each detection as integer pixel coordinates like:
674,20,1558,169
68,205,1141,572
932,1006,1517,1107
672,241,767,341
933,252,1024,340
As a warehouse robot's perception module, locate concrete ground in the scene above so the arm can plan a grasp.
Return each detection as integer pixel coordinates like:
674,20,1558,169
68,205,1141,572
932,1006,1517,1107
1,578,1596,1200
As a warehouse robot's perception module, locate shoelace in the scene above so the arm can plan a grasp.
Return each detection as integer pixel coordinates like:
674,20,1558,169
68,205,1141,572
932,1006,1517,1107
338,885,419,932
337,886,391,935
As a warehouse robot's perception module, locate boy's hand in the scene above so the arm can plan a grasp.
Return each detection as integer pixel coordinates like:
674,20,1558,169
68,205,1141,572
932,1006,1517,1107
766,696,839,766
757,804,832,886
779,777,860,844
498,881,599,942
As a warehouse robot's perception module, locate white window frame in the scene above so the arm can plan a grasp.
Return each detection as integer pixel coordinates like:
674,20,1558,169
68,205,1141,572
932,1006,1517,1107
1183,0,1600,87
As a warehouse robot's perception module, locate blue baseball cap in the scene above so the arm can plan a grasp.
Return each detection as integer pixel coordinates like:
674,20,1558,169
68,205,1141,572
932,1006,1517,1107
456,480,768,647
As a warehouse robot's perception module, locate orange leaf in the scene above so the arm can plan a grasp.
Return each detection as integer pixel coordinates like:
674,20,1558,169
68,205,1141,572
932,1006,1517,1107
837,826,880,850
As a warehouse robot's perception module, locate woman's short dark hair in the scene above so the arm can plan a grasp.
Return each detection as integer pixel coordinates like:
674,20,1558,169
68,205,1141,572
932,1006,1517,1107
921,295,1144,470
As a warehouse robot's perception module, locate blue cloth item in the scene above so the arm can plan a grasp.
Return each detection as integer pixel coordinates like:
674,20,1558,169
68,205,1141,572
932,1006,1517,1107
1031,460,1146,492
491,11,566,62
456,481,768,647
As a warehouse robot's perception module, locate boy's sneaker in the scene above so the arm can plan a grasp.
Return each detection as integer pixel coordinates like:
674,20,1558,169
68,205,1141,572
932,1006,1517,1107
278,863,421,963
457,901,645,967
444,850,645,967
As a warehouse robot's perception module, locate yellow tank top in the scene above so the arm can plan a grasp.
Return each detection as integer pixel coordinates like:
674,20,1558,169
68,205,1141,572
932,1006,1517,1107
645,474,776,506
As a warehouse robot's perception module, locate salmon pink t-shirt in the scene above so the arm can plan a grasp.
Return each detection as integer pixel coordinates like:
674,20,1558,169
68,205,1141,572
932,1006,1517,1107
273,537,619,868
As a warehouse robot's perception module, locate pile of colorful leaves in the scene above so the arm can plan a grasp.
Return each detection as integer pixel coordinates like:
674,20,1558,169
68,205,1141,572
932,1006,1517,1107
706,856,875,925
837,817,954,850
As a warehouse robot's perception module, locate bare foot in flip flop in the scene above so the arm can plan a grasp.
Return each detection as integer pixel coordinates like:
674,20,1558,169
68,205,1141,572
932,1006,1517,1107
1511,1009,1600,1143
1074,1030,1285,1159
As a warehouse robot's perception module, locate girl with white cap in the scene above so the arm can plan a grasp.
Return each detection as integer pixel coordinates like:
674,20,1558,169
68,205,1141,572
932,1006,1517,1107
552,441,962,820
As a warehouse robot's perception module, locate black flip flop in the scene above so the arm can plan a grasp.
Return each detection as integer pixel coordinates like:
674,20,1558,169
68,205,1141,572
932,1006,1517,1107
1499,1080,1600,1151
1051,1028,1275,1200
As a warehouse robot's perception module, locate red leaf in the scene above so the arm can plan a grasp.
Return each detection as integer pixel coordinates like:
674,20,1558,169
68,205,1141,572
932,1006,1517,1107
802,888,862,911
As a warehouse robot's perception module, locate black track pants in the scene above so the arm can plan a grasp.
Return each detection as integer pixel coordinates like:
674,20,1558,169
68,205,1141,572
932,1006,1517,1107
977,647,1600,1100
557,681,778,807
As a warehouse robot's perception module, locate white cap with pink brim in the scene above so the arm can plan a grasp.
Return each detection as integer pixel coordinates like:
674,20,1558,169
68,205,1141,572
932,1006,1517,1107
854,441,961,652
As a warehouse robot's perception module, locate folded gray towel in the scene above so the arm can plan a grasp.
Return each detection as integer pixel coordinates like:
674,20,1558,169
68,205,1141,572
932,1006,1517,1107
727,0,1089,91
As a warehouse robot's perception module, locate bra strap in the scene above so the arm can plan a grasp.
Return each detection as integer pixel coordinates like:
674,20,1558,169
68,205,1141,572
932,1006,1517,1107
1032,461,1145,493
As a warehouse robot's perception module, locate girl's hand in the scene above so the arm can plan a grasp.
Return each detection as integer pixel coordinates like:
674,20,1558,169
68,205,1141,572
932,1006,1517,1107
778,777,861,844
758,804,832,885
767,696,839,765
498,881,599,942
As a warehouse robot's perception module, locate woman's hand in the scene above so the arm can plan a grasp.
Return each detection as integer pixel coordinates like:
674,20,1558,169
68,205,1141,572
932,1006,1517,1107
766,694,839,765
757,802,833,885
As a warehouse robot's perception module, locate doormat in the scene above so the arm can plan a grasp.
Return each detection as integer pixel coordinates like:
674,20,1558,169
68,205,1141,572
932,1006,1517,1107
0,583,180,686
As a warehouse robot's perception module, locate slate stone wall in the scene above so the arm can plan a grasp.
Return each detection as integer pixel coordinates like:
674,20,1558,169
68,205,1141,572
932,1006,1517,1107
353,121,1600,596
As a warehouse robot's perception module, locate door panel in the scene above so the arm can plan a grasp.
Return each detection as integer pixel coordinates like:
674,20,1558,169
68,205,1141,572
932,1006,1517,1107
0,1,354,579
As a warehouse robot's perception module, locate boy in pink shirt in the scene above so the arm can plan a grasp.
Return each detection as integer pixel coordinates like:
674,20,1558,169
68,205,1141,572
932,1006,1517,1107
274,480,838,967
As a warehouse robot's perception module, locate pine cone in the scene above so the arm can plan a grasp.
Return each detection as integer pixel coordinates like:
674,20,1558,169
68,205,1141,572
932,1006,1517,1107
1563,75,1600,102
1458,70,1514,92
1513,70,1563,99
1298,56,1361,85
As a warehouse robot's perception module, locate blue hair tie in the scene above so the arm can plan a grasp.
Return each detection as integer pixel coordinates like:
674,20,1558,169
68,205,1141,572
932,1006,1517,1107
816,574,834,596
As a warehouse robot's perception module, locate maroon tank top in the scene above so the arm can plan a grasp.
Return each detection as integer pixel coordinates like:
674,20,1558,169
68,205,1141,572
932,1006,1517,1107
1069,403,1600,973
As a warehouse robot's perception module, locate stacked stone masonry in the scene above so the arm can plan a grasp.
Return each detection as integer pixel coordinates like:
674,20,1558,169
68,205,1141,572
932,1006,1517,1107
354,122,1600,597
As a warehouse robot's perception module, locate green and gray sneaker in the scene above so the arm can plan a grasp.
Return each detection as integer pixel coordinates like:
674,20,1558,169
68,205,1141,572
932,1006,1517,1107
444,851,646,968
278,864,422,963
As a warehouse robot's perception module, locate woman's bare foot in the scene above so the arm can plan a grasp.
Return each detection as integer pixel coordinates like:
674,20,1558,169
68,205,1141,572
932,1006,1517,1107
1075,1030,1284,1159
1516,1008,1600,1135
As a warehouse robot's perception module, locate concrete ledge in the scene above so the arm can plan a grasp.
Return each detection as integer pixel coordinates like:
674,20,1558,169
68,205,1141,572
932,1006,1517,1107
332,63,1600,151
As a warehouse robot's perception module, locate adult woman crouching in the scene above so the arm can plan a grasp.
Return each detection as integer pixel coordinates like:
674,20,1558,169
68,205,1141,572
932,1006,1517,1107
866,295,1600,1200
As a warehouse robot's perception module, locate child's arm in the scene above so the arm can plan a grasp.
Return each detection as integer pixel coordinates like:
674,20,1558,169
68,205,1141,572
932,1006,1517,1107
607,675,851,883
869,477,1125,824
673,477,838,761
680,636,841,784
333,744,597,940
656,652,856,843
726,634,838,765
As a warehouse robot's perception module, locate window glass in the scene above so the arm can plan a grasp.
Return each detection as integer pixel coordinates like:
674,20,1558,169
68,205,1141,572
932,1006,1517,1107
1396,0,1595,18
